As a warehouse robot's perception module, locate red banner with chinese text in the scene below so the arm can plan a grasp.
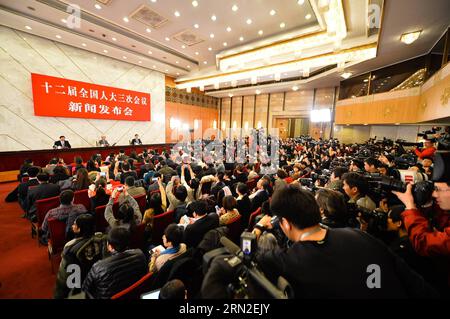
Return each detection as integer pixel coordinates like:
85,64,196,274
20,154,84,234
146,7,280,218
31,73,151,121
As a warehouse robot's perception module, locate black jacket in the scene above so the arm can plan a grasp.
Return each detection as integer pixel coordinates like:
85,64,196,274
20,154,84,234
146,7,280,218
82,249,147,299
53,140,71,149
18,178,39,210
257,228,437,298
26,182,61,216
120,171,138,184
250,190,270,212
130,138,142,145
184,213,219,248
237,195,253,227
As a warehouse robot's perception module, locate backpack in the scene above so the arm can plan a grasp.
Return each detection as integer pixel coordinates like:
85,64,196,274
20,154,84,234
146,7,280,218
75,232,109,273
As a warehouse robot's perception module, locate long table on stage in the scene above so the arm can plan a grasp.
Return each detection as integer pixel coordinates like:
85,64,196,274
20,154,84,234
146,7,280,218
0,143,175,172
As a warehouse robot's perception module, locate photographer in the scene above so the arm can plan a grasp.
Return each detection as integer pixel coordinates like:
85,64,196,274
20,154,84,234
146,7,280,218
364,157,381,174
315,188,356,228
325,167,348,194
435,126,450,150
415,138,436,159
342,172,377,211
253,184,436,298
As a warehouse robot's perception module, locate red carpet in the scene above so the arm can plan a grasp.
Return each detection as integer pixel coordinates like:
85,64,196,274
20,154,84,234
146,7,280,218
0,182,55,299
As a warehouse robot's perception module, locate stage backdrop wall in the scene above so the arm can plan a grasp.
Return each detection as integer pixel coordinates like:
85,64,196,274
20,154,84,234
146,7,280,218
0,25,165,151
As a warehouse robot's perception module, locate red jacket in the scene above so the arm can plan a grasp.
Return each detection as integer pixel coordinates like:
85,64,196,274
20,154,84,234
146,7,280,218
414,146,436,159
402,208,450,256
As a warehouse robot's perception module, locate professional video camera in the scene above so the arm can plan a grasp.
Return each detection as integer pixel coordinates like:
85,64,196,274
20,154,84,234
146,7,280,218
417,126,441,141
202,234,293,299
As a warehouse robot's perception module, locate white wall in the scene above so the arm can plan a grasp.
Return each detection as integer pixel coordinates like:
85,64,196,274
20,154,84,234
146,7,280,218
0,26,165,151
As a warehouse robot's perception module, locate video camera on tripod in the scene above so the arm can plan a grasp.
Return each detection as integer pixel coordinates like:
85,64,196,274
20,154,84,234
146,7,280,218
202,234,293,299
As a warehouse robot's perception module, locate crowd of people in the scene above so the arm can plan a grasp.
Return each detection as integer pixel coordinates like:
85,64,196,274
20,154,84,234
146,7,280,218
8,131,450,299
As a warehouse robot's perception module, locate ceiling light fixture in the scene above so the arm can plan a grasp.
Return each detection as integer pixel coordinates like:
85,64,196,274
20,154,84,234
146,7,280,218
138,61,142,64
280,22,286,28
194,24,199,28
211,15,217,21
146,28,151,33
181,45,186,49
112,37,117,41
255,90,261,95
94,4,102,10
223,42,227,47
226,26,232,32
123,17,129,23
341,72,352,79
239,36,244,41
228,93,234,97
55,35,61,39
400,30,422,44
210,33,215,38
165,37,170,41
61,18,67,24
192,1,198,7
174,11,180,17
187,65,191,68
246,19,252,25
258,30,263,35
203,61,207,64
195,52,199,55
123,56,127,59
25,25,32,30
176,72,180,75
305,14,311,20
82,43,86,47
208,47,212,51
232,4,238,12
148,50,152,54
153,65,156,68
298,0,305,5
270,10,276,16
292,85,299,91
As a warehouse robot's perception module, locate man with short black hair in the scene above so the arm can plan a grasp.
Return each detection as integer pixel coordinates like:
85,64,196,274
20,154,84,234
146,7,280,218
364,157,380,174
18,166,40,212
183,200,219,248
82,227,147,299
26,172,60,220
159,279,187,299
119,162,138,184
342,172,376,211
118,176,146,203
349,159,364,173
253,184,436,298
53,136,71,149
326,167,348,193
130,134,142,145
41,190,87,242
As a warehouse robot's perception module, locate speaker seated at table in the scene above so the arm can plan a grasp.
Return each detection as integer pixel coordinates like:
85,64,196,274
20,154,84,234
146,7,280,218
97,135,110,147
130,134,142,145
53,136,71,149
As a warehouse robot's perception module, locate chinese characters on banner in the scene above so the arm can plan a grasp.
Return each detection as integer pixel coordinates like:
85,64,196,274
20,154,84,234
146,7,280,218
31,73,151,121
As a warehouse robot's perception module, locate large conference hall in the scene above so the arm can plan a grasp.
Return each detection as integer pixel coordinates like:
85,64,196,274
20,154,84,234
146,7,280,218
0,0,449,302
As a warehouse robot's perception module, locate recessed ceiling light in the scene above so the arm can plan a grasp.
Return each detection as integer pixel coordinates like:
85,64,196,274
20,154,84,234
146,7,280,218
223,42,227,46
210,33,215,38
194,24,199,28
94,4,102,10
305,14,312,20
55,35,62,39
270,9,276,16
181,45,186,49
226,26,232,32
298,0,305,5
208,47,212,51
211,15,217,21
195,52,199,55
176,72,180,75
82,43,86,47
123,56,127,59
255,89,261,95
400,30,422,44
232,4,238,11
25,25,32,30
239,36,244,41
176,61,179,64
246,19,252,25
203,61,207,64
341,72,352,79
123,17,129,23
146,28,151,33
187,65,191,68
112,37,117,41
153,65,156,68
292,85,299,91
138,61,142,64
174,11,180,17
258,30,263,35
151,0,156,2
280,22,286,28
192,1,198,7
228,93,234,97
61,18,67,24
148,50,152,54
165,69,169,72
165,37,170,41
